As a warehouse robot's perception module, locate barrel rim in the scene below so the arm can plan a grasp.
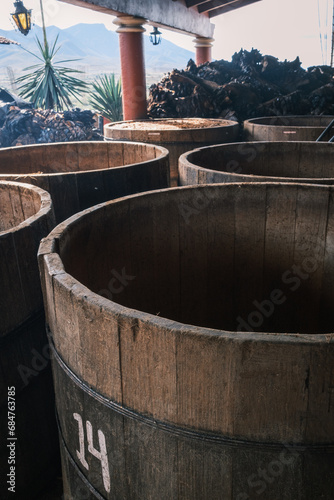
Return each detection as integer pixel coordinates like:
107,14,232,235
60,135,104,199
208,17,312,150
38,182,334,343
104,118,240,143
0,180,53,236
105,117,239,132
244,115,334,129
0,140,170,178
179,141,334,183
53,341,334,450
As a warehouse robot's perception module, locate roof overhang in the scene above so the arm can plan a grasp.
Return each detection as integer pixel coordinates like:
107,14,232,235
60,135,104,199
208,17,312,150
57,0,216,36
186,0,262,17
58,0,262,36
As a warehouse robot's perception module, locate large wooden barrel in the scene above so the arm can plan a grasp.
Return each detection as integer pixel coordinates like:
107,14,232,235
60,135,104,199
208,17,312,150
0,181,59,498
179,141,334,186
104,118,240,186
39,183,334,500
244,115,334,141
0,141,169,223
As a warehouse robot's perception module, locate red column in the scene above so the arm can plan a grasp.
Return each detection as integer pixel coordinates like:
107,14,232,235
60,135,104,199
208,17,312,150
193,36,214,66
114,16,147,121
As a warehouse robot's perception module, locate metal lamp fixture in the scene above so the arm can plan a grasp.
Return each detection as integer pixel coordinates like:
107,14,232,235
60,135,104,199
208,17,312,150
11,1,32,36
149,26,162,46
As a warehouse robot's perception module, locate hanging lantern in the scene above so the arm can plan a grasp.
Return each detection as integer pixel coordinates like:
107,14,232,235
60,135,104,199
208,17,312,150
149,26,162,46
11,1,32,36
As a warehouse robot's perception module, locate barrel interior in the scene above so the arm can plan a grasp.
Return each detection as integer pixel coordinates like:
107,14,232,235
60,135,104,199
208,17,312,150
58,184,334,334
0,182,41,231
0,141,161,175
187,142,334,179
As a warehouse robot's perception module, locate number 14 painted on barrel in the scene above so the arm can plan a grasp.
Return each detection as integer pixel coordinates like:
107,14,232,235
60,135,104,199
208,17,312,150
73,413,111,493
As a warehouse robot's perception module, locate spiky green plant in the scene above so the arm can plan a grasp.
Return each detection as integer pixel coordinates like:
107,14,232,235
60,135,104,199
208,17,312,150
15,0,88,110
89,74,123,122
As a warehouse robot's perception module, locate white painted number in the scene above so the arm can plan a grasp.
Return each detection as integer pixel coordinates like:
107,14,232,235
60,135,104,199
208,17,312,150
73,413,111,493
73,413,89,469
86,421,111,493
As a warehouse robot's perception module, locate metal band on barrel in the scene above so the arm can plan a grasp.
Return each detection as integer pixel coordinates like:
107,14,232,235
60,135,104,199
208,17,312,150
50,339,334,453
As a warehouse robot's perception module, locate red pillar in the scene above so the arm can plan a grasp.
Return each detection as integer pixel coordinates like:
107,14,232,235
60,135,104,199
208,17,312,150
193,36,214,66
114,16,147,121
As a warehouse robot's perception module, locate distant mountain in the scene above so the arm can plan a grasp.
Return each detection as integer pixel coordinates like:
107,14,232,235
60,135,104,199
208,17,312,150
0,23,194,77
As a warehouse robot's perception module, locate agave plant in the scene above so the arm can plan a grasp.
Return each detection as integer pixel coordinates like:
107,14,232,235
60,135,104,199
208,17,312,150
16,0,88,110
89,74,123,122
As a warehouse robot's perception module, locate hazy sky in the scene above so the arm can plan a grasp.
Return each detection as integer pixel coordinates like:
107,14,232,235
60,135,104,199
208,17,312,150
1,0,333,68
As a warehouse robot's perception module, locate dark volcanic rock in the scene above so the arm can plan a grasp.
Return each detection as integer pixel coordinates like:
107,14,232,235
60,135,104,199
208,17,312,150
147,49,334,122
0,103,101,148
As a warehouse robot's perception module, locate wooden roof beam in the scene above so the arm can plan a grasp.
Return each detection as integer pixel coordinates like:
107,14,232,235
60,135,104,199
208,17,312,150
198,0,241,14
185,0,208,7
206,0,262,17
58,0,215,37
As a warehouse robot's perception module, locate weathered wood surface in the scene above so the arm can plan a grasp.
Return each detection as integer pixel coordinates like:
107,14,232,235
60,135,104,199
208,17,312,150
104,118,240,186
0,141,169,223
0,181,59,498
244,115,334,142
0,182,54,335
39,183,334,499
53,346,334,500
179,141,334,186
